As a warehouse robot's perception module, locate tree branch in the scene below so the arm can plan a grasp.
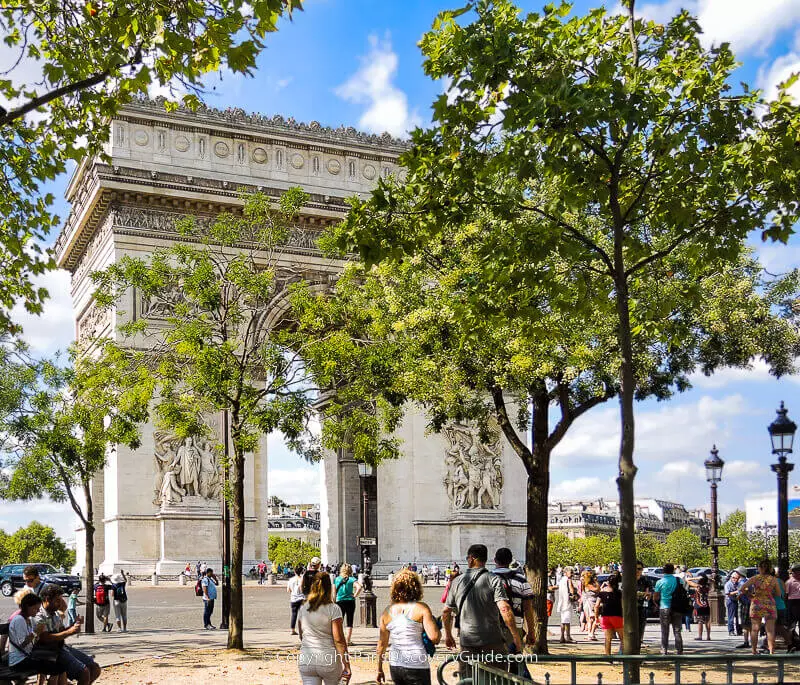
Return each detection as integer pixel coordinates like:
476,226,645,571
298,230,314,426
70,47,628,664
0,70,109,126
490,384,532,462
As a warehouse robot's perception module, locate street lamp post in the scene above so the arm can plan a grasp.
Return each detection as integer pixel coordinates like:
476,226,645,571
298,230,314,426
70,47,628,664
769,402,797,581
704,445,725,625
357,461,377,628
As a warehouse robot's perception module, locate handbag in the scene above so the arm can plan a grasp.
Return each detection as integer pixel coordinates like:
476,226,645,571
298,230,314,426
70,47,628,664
421,615,442,657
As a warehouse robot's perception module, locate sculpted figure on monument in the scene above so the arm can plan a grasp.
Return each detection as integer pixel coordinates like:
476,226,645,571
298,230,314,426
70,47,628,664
153,431,220,506
443,422,503,510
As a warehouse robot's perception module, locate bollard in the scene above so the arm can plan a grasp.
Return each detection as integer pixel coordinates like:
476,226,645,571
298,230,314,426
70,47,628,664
151,572,158,586
359,579,378,628
179,573,187,586
388,573,394,585
269,573,276,585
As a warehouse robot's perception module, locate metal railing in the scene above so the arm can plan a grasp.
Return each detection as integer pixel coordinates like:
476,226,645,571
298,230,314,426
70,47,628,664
436,652,800,685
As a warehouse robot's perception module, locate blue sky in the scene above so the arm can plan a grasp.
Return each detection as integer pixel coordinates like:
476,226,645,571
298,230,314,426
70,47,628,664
7,0,800,541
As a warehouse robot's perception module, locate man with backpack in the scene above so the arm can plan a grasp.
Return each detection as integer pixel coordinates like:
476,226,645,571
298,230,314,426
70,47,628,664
93,574,113,633
492,548,535,647
201,568,218,629
442,544,523,679
654,563,689,655
111,571,128,632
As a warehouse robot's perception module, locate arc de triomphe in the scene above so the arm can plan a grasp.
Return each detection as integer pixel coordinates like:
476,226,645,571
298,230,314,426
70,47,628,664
56,98,527,574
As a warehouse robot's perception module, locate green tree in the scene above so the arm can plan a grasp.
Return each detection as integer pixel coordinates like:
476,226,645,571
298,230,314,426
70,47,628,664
0,0,301,335
661,529,710,568
718,510,769,569
634,533,663,568
547,534,575,568
331,0,800,660
0,343,151,633
95,190,396,650
1,521,74,570
267,537,320,568
572,535,621,568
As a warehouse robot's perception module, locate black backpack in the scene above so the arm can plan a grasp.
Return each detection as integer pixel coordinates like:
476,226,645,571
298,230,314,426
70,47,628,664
113,582,128,603
671,578,692,615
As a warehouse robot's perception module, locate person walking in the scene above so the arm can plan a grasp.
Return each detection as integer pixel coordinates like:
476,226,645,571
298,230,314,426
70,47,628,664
733,566,752,649
93,574,113,633
201,567,218,630
297,573,351,685
555,566,578,643
442,544,522,680
111,571,128,632
724,570,742,636
635,561,653,647
302,556,322,596
595,571,624,655
739,559,781,655
691,575,711,641
258,560,267,585
654,563,686,655
492,547,536,649
376,568,440,685
786,564,800,634
288,564,306,636
581,570,601,641
334,563,362,645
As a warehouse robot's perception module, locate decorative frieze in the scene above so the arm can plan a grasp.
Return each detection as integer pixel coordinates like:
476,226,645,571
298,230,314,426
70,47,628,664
443,423,504,511
76,303,111,344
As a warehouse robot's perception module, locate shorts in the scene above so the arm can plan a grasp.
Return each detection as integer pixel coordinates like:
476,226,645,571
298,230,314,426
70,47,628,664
337,599,356,628
600,616,623,631
95,602,110,620
56,645,98,681
559,609,572,624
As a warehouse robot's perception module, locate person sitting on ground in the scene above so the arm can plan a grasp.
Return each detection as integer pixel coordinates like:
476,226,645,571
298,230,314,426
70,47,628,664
376,568,440,685
297,572,351,685
34,584,101,685
595,571,624,655
7,592,64,683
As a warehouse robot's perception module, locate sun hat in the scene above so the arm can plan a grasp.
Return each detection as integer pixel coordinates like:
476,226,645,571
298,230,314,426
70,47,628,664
735,566,747,577
309,556,321,568
110,573,126,584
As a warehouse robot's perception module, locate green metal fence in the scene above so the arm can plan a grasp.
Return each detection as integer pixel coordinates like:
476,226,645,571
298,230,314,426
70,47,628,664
436,652,800,685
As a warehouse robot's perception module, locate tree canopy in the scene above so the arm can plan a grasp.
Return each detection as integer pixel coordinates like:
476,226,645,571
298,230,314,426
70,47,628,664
1,521,74,571
0,0,302,334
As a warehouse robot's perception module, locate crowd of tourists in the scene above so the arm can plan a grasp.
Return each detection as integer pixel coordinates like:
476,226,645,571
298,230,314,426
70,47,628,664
286,548,800,684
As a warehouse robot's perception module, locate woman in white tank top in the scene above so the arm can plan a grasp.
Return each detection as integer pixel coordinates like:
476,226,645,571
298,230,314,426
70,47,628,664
376,569,440,685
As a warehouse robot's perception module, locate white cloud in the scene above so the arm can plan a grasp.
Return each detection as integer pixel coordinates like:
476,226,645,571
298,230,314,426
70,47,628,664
554,394,751,463
756,243,800,274
269,466,321,504
658,460,704,480
12,268,74,355
724,460,762,479
758,51,800,102
690,359,775,388
619,0,800,55
334,33,421,138
550,476,617,501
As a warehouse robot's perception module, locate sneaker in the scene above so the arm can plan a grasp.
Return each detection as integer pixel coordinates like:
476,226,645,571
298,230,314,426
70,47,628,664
208,624,217,630
736,643,750,649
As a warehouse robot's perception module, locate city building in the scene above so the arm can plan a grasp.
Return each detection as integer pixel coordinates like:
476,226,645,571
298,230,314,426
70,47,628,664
548,498,709,541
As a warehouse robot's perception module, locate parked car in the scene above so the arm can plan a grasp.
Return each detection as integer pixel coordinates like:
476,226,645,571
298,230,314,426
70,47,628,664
687,567,712,577
642,567,664,577
0,563,81,597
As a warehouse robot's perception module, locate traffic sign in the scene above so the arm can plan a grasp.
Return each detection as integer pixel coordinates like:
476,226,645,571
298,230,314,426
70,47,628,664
711,537,729,546
358,537,377,546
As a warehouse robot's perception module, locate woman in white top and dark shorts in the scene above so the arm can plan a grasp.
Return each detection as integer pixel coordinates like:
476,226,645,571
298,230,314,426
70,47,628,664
8,593,65,682
287,564,305,635
297,573,351,685
376,568,440,685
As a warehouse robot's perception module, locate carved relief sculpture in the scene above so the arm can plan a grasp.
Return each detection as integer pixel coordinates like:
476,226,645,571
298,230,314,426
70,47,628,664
443,423,504,510
153,431,221,506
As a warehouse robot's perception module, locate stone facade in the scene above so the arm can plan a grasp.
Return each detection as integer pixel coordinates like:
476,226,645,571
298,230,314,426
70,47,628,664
58,98,527,574
548,498,710,542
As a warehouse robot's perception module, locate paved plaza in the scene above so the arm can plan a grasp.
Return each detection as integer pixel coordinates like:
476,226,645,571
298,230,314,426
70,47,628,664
2,581,793,683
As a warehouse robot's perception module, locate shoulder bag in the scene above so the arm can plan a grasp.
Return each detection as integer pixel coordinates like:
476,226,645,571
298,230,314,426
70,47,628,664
454,568,487,630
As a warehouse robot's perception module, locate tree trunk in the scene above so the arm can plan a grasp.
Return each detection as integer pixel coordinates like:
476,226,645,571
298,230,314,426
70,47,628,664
83,483,95,634
227,439,246,650
525,445,551,654
614,274,640,668
84,521,95,634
